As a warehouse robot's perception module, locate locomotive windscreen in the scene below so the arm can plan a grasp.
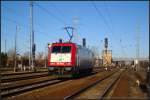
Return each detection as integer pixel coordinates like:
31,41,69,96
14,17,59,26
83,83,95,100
52,46,71,53
52,46,61,53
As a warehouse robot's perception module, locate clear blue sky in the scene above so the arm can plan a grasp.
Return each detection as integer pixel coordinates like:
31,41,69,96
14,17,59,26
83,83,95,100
1,1,149,58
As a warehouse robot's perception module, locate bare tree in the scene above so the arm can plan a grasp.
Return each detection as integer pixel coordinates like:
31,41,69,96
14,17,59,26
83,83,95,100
36,52,44,59
22,52,30,67
7,49,15,67
35,52,44,67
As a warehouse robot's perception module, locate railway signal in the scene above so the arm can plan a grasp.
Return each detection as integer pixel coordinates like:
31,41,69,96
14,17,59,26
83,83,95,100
135,24,140,71
102,37,112,67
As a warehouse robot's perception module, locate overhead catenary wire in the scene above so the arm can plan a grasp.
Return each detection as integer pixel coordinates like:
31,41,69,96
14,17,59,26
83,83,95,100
2,5,52,37
2,17,28,29
34,2,67,26
2,2,69,43
48,3,67,21
2,16,51,55
2,16,51,40
2,17,29,51
91,1,113,36
91,1,125,58
120,39,127,58
103,1,115,36
103,2,124,57
1,5,25,18
2,18,25,54
105,2,135,59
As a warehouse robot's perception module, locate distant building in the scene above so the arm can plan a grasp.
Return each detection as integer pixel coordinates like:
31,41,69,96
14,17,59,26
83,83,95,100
102,50,112,67
94,58,103,67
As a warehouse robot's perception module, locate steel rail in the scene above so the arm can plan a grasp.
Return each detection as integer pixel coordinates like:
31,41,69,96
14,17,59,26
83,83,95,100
1,76,56,90
1,70,48,76
1,72,48,83
1,78,66,98
99,72,122,100
64,71,117,100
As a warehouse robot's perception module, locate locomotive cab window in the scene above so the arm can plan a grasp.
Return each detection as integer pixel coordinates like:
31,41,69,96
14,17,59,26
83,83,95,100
52,46,71,53
52,46,61,53
62,46,71,53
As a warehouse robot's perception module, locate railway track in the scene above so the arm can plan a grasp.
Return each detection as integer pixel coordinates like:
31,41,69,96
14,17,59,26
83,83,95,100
1,76,65,98
99,73,121,99
1,67,105,83
64,70,122,99
1,71,49,83
2,68,147,100
4,69,119,100
1,70,48,76
1,71,97,99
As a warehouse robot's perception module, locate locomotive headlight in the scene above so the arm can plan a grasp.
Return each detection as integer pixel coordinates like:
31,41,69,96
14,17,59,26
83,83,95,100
65,67,71,71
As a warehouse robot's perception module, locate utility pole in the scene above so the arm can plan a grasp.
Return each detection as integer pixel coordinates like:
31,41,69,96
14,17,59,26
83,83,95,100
30,1,35,71
100,40,103,59
120,39,127,58
45,46,47,68
5,39,6,54
29,2,31,70
14,25,18,72
0,27,2,100
73,17,79,43
136,24,140,71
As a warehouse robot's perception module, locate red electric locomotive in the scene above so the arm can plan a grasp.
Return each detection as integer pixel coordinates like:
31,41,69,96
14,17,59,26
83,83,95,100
47,39,94,77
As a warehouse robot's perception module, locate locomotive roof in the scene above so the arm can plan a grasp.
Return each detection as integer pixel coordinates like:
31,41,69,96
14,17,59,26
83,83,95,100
52,42,91,50
52,42,89,48
53,42,75,44
52,42,76,45
52,42,84,47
